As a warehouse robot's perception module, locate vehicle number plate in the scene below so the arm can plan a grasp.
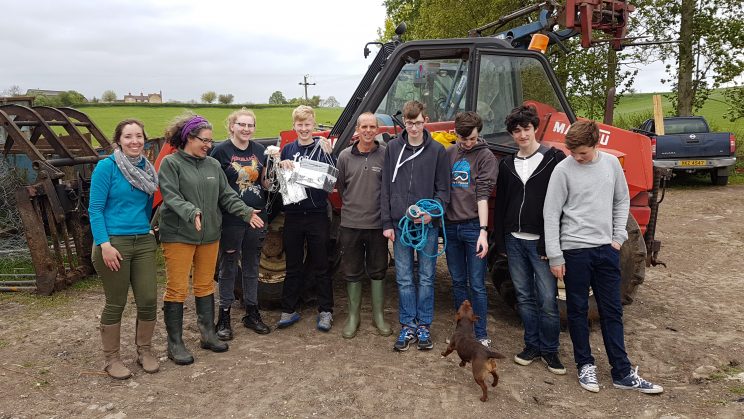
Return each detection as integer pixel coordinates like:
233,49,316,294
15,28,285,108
680,160,706,166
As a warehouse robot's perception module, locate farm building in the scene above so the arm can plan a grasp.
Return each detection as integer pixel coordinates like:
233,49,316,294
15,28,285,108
123,91,163,103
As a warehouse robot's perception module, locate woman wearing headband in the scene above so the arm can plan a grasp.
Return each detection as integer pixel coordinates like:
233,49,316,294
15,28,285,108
89,119,160,379
158,113,264,365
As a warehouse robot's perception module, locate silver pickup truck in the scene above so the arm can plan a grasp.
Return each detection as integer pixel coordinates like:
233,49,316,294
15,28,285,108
637,116,737,185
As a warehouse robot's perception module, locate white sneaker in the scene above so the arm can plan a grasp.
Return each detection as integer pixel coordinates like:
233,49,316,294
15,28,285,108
578,364,600,393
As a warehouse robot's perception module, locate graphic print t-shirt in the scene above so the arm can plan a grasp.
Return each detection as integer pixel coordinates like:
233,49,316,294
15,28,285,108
451,158,471,189
210,139,267,225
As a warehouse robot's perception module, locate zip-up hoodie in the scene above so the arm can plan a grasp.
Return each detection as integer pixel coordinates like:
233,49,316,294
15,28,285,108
280,137,336,214
445,139,498,222
380,129,450,230
158,149,255,244
493,145,566,256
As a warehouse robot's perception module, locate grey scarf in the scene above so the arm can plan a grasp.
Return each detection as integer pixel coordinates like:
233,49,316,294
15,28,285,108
113,149,158,195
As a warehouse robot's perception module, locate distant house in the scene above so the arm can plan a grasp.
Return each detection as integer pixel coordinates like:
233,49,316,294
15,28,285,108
123,91,163,103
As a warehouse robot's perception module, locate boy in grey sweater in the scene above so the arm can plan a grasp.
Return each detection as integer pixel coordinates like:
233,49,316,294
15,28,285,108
543,120,663,394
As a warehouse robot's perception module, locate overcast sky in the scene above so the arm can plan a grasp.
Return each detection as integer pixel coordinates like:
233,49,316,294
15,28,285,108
2,0,666,105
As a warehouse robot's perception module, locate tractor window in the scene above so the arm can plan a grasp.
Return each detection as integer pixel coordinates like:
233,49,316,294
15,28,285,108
376,58,468,123
476,54,565,144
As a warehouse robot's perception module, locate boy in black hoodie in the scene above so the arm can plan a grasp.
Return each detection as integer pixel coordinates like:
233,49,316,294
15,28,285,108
381,101,450,351
493,105,567,375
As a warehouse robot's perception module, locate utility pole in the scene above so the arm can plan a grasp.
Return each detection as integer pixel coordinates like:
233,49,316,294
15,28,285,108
298,74,316,101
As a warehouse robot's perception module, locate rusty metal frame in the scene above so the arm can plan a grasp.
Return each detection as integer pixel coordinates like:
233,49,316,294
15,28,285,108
1,104,104,294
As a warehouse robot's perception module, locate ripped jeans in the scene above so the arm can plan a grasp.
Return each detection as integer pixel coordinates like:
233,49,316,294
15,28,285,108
217,223,267,309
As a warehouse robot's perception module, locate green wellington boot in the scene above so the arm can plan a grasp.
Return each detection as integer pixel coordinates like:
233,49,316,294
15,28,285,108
370,279,392,336
162,302,194,365
195,294,229,353
342,282,362,339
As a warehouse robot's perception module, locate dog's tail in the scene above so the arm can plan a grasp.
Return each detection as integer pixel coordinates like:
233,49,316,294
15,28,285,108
487,349,506,359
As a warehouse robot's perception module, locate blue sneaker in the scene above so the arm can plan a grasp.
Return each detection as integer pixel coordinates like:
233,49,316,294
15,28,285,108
277,311,300,329
393,327,417,351
316,311,333,332
416,325,433,350
613,366,664,394
578,364,600,393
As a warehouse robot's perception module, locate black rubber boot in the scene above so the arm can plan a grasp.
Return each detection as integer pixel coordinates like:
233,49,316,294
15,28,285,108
195,295,229,353
243,305,271,335
215,307,233,341
162,302,194,365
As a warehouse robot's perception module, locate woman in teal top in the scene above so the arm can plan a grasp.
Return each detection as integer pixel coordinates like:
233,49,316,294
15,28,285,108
89,119,160,379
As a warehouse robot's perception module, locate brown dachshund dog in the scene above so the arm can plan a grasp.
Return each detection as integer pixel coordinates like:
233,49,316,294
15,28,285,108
442,300,505,402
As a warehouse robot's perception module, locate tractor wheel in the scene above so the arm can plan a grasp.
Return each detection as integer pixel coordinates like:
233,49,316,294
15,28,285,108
489,214,645,326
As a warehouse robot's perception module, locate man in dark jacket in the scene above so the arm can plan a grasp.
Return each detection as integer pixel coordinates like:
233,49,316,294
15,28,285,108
381,100,450,351
493,105,567,375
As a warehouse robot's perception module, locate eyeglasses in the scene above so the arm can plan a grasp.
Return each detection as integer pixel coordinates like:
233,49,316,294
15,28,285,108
234,122,255,129
194,135,214,146
404,121,424,129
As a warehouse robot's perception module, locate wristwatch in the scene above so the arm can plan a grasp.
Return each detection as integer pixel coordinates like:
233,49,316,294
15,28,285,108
480,226,488,231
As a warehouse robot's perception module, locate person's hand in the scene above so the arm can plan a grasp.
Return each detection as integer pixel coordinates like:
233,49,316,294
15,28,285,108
476,231,488,259
194,213,202,231
101,242,123,272
318,136,332,154
550,264,565,281
611,241,621,251
279,160,295,170
413,213,432,224
249,210,264,229
383,229,395,242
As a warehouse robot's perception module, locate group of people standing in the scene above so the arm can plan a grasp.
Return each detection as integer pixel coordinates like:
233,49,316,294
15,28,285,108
88,100,662,395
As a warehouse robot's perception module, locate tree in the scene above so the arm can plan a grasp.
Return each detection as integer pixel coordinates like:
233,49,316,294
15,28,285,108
218,93,234,104
101,90,117,102
380,0,640,120
636,0,744,117
322,96,341,108
1,85,22,97
268,90,287,105
201,91,217,104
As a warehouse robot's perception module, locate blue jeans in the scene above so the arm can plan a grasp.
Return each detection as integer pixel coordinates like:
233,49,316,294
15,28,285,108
445,220,488,339
505,234,560,353
563,244,631,381
394,224,439,328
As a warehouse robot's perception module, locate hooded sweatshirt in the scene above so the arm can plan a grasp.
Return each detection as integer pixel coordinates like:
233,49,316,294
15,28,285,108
493,145,566,256
380,129,450,230
445,139,498,222
280,137,336,214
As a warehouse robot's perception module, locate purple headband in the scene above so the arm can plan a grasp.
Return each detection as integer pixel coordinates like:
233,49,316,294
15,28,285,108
180,115,208,146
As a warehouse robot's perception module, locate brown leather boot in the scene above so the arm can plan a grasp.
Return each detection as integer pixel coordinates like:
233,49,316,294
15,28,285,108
100,323,132,380
135,319,160,373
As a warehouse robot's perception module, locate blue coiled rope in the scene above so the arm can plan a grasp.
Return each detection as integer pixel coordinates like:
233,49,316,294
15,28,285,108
397,198,446,258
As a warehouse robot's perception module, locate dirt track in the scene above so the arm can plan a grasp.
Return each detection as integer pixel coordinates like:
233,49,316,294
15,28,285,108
1,185,744,418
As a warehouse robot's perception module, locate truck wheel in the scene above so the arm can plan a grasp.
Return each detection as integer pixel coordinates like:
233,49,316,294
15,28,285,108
710,170,729,186
257,213,287,308
489,215,645,325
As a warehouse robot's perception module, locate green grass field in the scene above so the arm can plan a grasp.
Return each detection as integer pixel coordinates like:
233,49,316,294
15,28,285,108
82,106,344,140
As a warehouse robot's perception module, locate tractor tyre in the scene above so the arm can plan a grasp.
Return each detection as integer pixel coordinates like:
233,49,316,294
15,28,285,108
489,214,645,326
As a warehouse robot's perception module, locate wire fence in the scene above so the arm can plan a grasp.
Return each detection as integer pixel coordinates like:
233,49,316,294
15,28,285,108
0,157,33,277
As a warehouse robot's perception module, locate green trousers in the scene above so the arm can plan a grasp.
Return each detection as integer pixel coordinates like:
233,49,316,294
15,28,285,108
92,234,158,325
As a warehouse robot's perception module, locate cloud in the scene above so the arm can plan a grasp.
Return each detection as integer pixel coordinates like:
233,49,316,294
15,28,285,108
1,0,386,103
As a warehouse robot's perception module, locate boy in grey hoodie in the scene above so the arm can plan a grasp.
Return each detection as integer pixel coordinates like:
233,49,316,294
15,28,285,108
381,101,450,351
